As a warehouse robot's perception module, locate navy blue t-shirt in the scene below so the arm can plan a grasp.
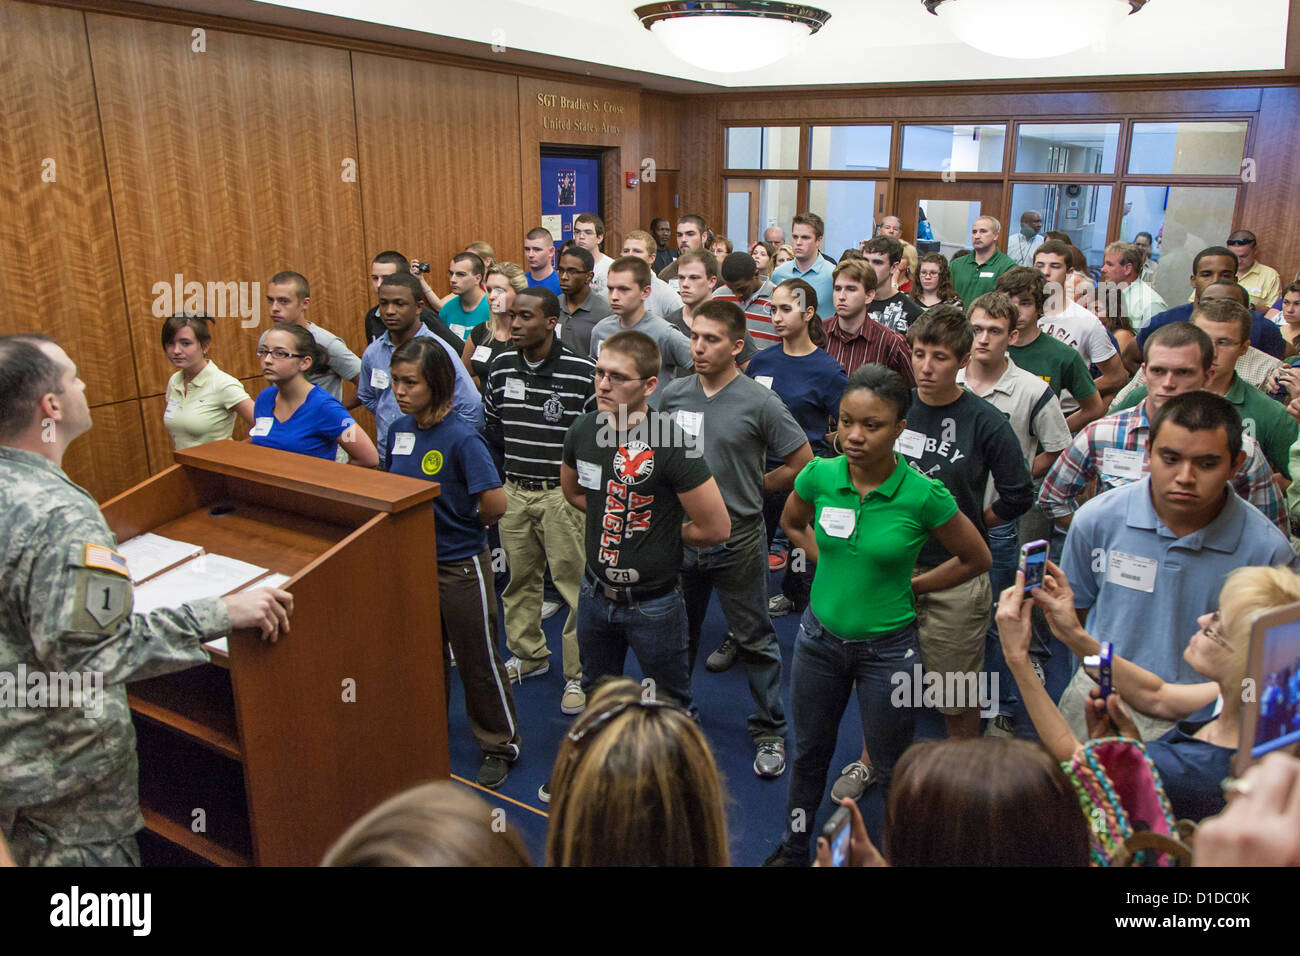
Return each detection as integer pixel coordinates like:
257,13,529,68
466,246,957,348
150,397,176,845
251,385,352,460
745,346,847,463
1144,717,1234,822
1137,303,1284,358
384,412,502,561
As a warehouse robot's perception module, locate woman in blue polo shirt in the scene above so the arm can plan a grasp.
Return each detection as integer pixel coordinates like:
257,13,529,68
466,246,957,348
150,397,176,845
764,364,990,866
999,562,1300,822
250,324,378,466
384,336,521,791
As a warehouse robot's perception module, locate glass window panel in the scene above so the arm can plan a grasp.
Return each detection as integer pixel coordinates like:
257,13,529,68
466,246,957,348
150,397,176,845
1010,183,1113,274
725,126,800,170
914,198,986,261
808,126,891,171
1120,185,1239,307
808,181,886,259
1015,123,1120,174
725,179,798,251
1127,122,1248,176
901,124,1005,172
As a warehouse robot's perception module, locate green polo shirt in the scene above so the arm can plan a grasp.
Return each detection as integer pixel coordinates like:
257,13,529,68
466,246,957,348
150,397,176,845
950,248,1016,305
794,455,957,640
1007,332,1099,401
1114,375,1298,478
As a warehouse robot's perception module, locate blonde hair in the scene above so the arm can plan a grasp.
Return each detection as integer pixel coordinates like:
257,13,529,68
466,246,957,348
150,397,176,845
624,229,659,257
900,241,918,288
1216,566,1300,718
483,262,528,336
545,679,730,867
466,241,496,270
320,781,531,867
774,244,795,265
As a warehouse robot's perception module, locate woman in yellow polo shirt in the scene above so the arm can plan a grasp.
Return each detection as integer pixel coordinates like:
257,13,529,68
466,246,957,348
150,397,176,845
764,364,990,867
161,313,255,449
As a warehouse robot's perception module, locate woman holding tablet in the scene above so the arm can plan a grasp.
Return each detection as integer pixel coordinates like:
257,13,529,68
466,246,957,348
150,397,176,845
249,324,378,466
764,364,990,866
384,336,520,789
161,313,254,449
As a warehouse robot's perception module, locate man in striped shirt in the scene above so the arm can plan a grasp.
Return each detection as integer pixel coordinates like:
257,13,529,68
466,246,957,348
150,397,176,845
1038,321,1286,534
484,287,597,715
821,259,915,383
714,253,776,349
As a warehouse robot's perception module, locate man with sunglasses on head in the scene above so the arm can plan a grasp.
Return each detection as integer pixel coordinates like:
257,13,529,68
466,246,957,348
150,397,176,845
1224,229,1281,313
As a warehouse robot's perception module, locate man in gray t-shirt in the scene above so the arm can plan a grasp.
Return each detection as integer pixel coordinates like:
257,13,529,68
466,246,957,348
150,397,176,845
592,258,694,406
260,272,361,401
657,300,811,779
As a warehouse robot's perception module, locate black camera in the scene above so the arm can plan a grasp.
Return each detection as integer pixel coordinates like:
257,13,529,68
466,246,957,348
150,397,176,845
410,259,431,274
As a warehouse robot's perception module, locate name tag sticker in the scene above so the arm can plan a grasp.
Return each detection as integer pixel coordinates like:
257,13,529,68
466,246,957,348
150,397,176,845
754,375,774,389
1106,550,1157,593
980,271,995,279
505,378,526,400
818,506,856,539
370,368,390,390
391,432,416,457
576,459,602,490
250,417,273,437
675,410,703,437
894,428,926,459
1100,447,1145,480
472,345,492,364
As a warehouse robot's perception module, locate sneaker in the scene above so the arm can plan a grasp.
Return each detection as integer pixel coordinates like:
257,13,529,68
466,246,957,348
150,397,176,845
538,780,550,804
705,634,738,673
504,656,550,684
1032,659,1046,686
448,645,457,669
768,549,788,571
754,741,786,778
762,843,810,867
541,599,562,621
561,679,586,715
768,594,796,617
476,754,510,789
984,714,1015,738
830,760,876,804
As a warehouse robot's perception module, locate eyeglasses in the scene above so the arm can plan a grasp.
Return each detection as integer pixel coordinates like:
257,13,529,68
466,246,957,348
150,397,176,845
1210,339,1243,350
1226,239,1255,247
566,697,684,749
256,348,304,360
1202,610,1231,649
592,368,645,386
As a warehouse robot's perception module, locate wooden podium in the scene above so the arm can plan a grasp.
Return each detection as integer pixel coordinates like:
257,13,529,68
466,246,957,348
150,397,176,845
100,440,447,866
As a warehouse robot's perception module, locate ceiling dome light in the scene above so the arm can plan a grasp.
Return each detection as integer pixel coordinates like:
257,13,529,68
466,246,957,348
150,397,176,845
635,2,832,73
923,0,1150,59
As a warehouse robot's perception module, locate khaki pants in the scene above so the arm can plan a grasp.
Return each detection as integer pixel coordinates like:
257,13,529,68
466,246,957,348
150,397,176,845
499,482,586,681
1057,666,1176,743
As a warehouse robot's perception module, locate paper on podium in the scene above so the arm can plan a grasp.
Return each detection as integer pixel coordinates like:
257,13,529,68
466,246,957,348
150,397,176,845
203,572,293,655
131,554,269,617
117,533,204,584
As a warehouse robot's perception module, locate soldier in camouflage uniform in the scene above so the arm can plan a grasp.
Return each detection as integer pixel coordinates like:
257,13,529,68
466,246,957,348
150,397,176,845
0,336,292,866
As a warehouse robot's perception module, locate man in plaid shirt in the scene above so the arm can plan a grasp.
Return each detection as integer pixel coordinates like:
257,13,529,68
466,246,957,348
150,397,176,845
1039,322,1285,533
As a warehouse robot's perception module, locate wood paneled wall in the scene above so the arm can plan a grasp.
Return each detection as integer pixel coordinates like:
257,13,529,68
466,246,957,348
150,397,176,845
3,0,1298,502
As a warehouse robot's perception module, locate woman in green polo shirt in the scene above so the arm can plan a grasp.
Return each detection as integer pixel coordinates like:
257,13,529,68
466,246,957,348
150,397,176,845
161,313,255,450
765,364,991,866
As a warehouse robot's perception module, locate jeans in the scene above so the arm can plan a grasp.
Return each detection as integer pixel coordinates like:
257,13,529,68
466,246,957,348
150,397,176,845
762,487,813,610
780,608,920,855
682,517,787,742
577,578,693,712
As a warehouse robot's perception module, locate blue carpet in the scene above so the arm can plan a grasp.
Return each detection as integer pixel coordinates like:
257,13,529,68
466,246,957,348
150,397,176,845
444,571,1077,867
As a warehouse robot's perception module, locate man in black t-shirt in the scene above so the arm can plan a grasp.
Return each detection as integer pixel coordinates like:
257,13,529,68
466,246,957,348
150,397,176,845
561,331,730,708
862,237,925,334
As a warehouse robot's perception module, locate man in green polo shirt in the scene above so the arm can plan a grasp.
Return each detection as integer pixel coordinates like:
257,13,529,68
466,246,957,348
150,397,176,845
950,216,1016,305
1114,298,1297,481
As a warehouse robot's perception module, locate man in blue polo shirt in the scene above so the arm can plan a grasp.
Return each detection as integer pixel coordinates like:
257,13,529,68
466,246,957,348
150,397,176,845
358,273,482,466
770,212,835,319
1058,391,1296,741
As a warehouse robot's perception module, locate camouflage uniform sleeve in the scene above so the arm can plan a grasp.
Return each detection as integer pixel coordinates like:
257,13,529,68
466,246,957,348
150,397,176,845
25,507,231,683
